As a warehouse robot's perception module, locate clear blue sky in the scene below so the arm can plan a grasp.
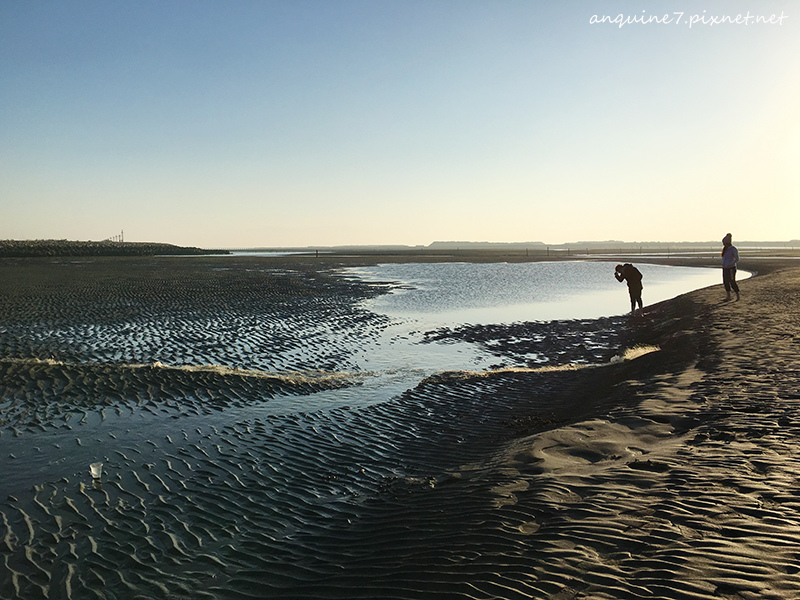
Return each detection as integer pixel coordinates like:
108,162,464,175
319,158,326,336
2,1,798,247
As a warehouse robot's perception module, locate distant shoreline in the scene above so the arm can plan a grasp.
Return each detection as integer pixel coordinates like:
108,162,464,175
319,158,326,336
0,239,228,258
4,240,799,278
221,246,800,278
228,239,800,253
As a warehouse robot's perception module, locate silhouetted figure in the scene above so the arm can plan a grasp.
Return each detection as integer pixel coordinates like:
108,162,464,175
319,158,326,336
721,232,740,301
615,263,643,315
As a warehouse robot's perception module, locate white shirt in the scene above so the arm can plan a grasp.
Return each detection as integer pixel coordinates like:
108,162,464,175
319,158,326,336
721,245,739,268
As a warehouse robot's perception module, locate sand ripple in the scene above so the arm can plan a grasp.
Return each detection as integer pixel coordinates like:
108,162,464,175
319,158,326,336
2,257,800,598
0,258,389,373
0,347,673,599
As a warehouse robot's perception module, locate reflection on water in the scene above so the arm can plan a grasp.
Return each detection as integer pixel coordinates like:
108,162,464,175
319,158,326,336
291,261,725,408
347,260,725,323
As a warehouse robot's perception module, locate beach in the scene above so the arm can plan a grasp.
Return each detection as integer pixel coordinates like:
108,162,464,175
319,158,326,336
1,252,800,599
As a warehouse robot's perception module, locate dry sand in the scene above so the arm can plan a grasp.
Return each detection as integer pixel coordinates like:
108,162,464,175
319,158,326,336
1,252,799,599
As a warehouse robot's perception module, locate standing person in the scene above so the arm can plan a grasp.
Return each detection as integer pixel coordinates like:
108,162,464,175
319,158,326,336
721,232,740,301
614,263,643,315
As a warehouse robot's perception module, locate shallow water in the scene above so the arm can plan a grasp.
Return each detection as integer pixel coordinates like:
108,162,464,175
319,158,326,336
347,260,723,323
339,261,723,384
0,259,726,599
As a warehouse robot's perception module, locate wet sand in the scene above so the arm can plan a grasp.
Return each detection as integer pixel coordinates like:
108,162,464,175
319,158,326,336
1,253,799,599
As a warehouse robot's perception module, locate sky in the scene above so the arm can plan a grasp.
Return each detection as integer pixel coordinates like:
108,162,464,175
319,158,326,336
1,0,798,248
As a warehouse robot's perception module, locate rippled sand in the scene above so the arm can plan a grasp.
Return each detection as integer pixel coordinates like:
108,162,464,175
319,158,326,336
2,255,800,599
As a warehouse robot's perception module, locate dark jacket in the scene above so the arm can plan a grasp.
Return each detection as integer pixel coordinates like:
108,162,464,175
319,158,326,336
615,264,643,292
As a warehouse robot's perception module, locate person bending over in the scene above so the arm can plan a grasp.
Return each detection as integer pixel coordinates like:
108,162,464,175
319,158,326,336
615,263,643,315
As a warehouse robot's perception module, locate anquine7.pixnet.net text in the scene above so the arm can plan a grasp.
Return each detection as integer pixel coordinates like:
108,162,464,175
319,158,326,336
589,10,789,29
